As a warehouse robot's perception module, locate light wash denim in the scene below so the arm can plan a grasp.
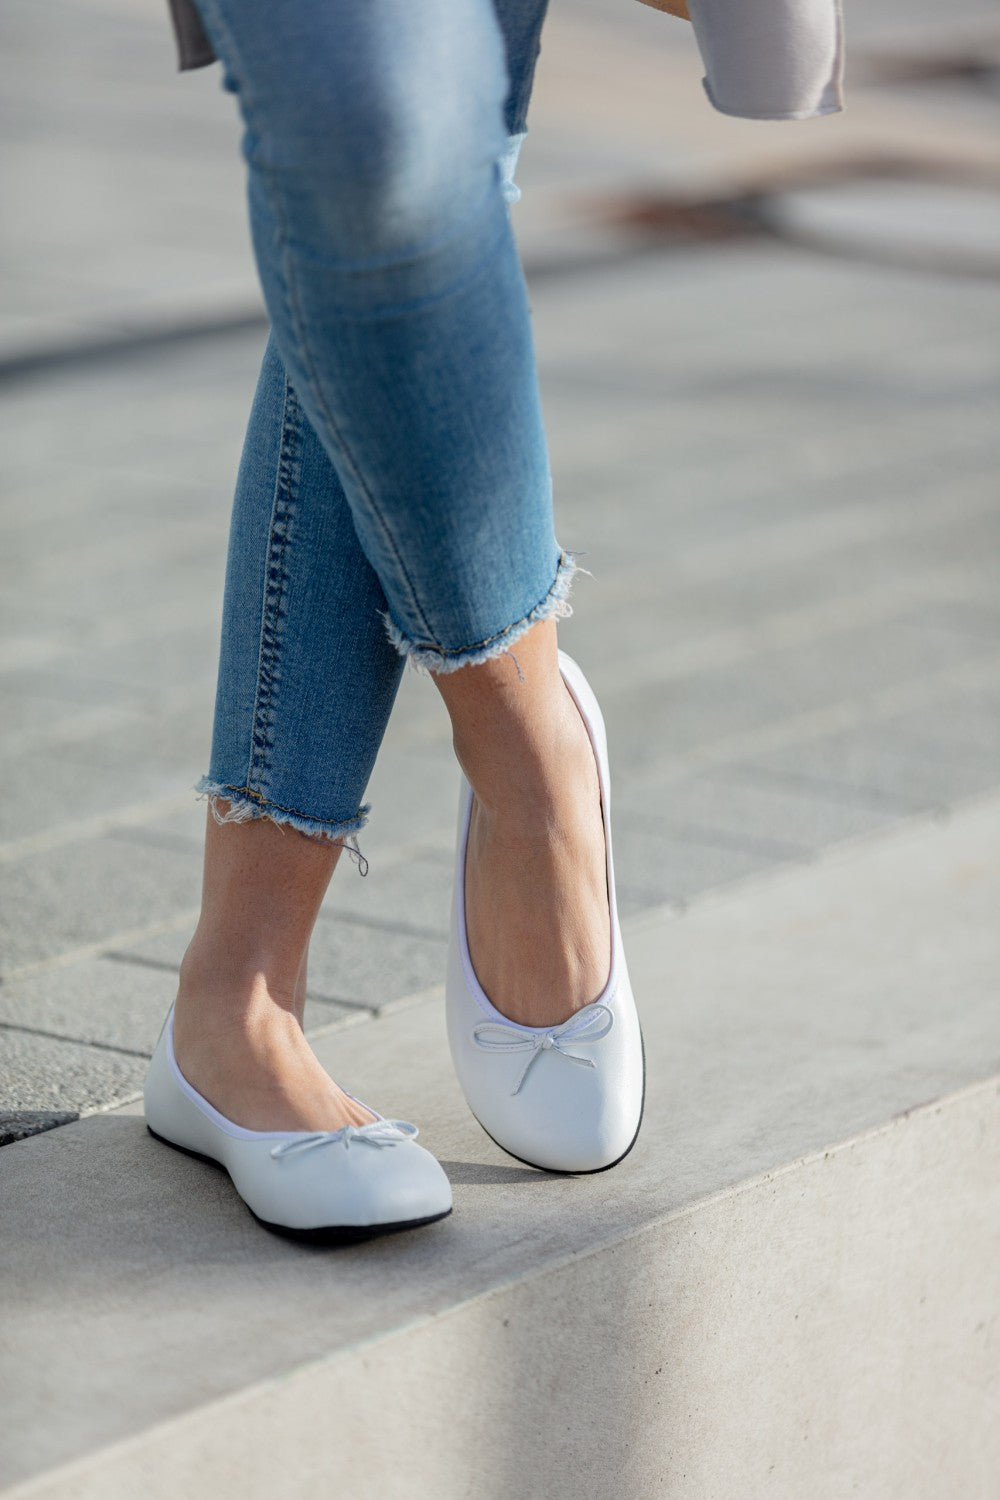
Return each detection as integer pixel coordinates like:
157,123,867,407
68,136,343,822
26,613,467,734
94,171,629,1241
188,0,579,857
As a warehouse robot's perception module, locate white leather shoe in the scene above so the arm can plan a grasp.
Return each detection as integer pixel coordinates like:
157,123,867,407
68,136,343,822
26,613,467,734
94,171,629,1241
446,649,645,1173
144,1008,453,1242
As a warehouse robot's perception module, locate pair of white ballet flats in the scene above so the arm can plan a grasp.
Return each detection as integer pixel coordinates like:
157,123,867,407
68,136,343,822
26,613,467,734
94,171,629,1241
144,651,644,1243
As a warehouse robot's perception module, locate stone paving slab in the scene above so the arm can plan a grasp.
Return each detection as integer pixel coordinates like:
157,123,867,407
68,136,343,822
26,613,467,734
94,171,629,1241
533,234,1000,360
318,853,454,940
615,764,911,859
0,0,258,360
1,348,258,489
555,463,1000,595
1,792,997,1496
739,720,1000,811
0,1028,148,1131
0,835,201,981
39,717,215,785
597,628,1000,785
355,745,463,860
889,692,1000,759
305,919,447,1013
610,812,788,908
0,757,192,847
0,956,186,1058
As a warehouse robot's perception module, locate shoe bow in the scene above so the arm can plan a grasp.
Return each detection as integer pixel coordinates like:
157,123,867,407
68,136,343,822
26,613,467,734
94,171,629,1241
471,1001,614,1096
269,1120,418,1160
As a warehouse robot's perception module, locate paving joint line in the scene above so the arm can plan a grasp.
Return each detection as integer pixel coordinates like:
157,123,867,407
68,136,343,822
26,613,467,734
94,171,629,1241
0,1019,152,1061
313,909,446,944
0,909,202,989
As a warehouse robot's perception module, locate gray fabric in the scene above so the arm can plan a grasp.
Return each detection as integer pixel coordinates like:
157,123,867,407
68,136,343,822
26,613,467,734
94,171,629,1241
687,0,844,120
162,0,845,116
166,0,216,70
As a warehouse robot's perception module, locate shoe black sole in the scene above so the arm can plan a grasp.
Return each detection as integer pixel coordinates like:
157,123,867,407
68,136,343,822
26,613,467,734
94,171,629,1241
146,1124,452,1245
467,1026,647,1177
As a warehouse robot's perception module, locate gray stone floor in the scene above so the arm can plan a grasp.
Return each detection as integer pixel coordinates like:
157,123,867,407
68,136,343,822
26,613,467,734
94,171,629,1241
2,0,999,1144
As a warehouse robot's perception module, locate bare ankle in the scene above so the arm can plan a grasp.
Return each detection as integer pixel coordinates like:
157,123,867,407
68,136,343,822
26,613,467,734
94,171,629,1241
180,931,302,1002
456,692,595,820
174,946,305,1049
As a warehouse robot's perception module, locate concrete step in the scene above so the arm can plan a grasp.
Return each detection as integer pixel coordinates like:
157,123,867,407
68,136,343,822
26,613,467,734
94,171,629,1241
2,795,999,1499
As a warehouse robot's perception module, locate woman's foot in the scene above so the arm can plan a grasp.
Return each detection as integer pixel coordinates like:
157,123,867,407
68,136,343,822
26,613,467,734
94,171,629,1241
168,808,374,1134
462,676,611,1030
445,648,644,1173
172,962,375,1133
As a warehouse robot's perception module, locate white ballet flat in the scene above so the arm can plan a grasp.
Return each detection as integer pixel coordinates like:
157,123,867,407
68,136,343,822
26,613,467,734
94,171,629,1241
144,1008,453,1242
446,649,645,1173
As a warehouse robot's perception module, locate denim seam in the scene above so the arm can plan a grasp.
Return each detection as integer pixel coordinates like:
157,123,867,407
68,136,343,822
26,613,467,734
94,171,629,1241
254,145,438,643
245,372,299,798
185,0,431,637
191,0,326,706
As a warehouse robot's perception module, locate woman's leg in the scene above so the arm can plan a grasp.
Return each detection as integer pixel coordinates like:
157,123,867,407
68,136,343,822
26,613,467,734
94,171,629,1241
174,337,404,1128
175,820,379,1131
190,0,571,669
435,620,611,1030
174,0,590,1128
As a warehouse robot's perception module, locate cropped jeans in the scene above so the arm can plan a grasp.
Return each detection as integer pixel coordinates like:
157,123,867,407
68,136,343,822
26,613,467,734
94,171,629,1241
188,0,574,859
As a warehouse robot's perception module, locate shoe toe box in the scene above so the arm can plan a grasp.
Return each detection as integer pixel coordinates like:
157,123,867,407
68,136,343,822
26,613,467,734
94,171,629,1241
230,1137,453,1232
459,1035,644,1174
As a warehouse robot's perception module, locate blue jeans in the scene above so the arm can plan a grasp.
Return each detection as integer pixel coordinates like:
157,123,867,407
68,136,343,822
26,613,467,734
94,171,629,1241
188,0,575,856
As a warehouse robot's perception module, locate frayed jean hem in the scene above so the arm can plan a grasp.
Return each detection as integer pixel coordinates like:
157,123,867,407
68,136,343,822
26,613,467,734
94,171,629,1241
194,776,370,872
381,548,587,676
